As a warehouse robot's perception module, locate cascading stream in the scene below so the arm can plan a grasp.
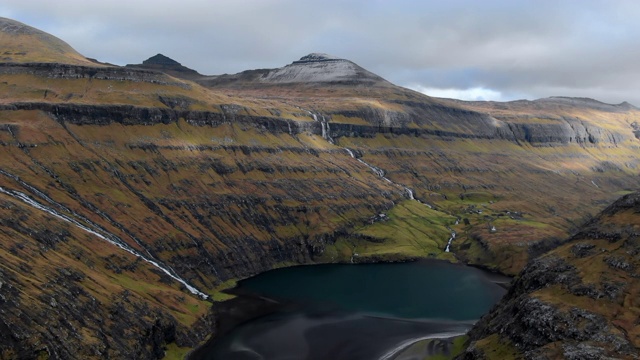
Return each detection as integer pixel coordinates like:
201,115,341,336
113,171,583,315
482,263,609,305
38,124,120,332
307,109,453,252
444,228,457,253
0,184,209,299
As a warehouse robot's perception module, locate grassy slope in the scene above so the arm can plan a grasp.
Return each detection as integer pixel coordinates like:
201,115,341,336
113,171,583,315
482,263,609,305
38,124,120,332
1,74,640,358
465,193,640,358
0,17,99,66
336,131,640,274
0,193,211,358
0,103,407,357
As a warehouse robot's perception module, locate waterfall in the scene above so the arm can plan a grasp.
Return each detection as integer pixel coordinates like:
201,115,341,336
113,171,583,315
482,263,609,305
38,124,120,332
305,111,453,253
444,228,457,253
308,111,335,144
0,185,209,299
403,187,415,200
307,109,410,195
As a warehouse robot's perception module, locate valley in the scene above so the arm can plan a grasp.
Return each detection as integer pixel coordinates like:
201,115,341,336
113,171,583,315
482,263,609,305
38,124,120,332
0,16,639,359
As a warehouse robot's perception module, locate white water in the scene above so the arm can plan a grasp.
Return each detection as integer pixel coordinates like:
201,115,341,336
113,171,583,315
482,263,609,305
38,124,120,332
444,231,456,253
307,110,454,255
0,185,208,299
403,187,415,200
357,158,386,178
308,111,335,144
344,148,356,158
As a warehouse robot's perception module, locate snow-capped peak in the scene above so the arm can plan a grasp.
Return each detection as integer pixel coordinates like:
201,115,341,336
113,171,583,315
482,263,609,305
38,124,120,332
260,53,386,84
293,53,344,63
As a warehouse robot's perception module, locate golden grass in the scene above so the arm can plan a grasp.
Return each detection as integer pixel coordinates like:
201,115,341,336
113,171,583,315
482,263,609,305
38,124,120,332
0,22,99,66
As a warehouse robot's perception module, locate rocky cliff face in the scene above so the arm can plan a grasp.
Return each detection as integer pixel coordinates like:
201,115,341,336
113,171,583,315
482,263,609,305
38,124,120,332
462,192,640,359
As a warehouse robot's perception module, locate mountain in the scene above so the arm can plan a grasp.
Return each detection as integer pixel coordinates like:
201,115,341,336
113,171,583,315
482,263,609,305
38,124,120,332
197,52,390,87
126,53,202,80
0,17,99,66
0,17,640,359
464,192,640,358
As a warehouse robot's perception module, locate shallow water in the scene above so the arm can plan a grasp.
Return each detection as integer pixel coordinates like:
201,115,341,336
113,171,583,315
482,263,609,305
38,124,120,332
197,261,507,360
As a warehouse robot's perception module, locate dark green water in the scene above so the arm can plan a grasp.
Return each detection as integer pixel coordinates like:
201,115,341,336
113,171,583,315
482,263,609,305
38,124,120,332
197,261,508,360
239,260,505,320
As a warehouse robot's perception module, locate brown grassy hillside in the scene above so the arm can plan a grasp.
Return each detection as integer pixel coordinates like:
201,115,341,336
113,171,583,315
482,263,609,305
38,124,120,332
464,192,640,359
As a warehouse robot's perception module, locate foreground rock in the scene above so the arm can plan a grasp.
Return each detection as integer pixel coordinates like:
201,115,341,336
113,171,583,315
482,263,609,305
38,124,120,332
463,192,640,359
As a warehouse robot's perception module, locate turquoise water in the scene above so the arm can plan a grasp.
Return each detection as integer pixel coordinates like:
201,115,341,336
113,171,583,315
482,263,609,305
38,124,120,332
239,260,505,320
199,261,507,360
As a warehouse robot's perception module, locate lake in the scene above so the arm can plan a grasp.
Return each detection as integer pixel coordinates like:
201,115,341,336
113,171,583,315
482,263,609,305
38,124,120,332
192,260,508,360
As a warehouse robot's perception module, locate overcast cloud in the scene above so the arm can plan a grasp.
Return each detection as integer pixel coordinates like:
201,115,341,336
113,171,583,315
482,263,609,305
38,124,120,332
2,0,639,105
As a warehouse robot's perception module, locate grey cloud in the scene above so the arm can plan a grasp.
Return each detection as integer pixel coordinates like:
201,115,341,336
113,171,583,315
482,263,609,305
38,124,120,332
1,0,640,105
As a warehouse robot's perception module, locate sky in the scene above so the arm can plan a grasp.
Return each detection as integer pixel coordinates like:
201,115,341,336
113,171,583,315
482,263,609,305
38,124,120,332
1,0,639,105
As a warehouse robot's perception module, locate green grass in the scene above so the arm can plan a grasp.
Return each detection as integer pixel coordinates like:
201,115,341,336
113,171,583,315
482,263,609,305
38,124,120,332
473,334,523,360
163,343,191,360
427,335,469,360
209,279,238,302
322,200,457,262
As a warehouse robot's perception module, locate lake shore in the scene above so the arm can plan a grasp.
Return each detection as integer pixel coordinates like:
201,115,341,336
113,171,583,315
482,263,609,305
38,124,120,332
188,259,510,360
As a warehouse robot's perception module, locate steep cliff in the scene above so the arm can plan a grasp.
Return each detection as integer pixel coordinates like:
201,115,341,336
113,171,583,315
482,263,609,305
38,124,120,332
463,192,640,359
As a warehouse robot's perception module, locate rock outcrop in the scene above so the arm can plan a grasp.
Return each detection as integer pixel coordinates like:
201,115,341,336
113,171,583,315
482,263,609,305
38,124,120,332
463,192,640,359
127,54,202,80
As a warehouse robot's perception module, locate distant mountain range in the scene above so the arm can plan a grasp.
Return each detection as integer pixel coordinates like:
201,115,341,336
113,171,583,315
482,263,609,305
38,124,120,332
0,16,638,359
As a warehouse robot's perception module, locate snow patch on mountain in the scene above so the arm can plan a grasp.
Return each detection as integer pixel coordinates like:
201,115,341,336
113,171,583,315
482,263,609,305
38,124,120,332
260,53,385,84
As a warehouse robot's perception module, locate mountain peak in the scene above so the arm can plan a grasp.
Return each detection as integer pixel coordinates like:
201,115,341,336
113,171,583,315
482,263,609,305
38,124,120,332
293,53,344,63
127,53,201,79
256,52,389,85
143,53,182,67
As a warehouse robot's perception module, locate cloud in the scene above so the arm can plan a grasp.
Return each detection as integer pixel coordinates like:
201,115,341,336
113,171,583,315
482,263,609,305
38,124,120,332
1,0,640,105
407,85,506,102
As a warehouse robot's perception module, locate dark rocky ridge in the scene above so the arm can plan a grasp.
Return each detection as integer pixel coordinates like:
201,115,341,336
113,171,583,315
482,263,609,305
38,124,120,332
0,102,315,134
463,192,640,359
127,54,202,79
143,54,182,67
0,100,629,145
0,63,189,87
